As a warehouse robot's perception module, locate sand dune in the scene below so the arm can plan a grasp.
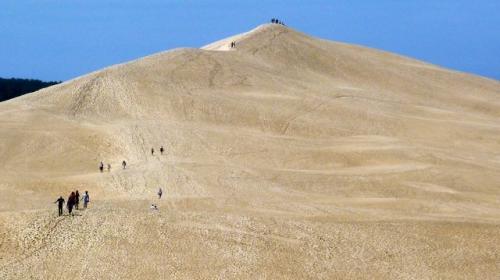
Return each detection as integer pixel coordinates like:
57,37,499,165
1,24,500,279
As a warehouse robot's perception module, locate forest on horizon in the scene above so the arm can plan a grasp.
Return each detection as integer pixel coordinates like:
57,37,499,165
0,77,61,102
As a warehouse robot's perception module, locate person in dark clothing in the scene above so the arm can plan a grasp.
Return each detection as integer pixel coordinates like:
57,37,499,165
122,160,127,169
67,192,76,216
75,190,80,210
160,146,164,155
54,196,65,216
99,161,104,173
151,148,155,156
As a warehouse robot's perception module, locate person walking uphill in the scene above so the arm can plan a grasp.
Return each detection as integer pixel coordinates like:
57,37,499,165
75,190,80,210
158,188,163,199
54,196,65,216
99,161,104,173
67,192,76,216
82,191,90,209
151,148,155,156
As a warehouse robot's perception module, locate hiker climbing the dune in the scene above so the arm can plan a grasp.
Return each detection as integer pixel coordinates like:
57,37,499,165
160,146,164,155
122,160,127,169
54,196,65,216
151,148,155,156
75,190,80,210
81,191,90,209
67,192,76,216
99,161,104,173
158,187,163,199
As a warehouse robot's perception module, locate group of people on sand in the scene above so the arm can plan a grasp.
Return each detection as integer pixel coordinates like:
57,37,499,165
150,187,163,211
54,190,90,216
270,18,285,25
149,147,166,211
151,146,165,156
99,161,112,172
95,147,168,213
99,160,128,172
229,41,237,48
98,146,165,172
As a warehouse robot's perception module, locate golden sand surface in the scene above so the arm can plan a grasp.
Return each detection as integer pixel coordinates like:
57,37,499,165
1,24,499,279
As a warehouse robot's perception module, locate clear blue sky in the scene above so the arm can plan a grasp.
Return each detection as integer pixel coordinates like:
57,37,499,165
1,0,499,81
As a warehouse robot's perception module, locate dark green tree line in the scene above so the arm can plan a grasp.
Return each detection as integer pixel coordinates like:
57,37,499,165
0,77,61,102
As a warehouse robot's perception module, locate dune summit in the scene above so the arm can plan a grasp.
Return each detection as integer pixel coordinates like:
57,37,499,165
1,24,500,279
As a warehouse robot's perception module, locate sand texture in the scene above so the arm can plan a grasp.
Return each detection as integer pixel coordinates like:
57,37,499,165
1,24,500,279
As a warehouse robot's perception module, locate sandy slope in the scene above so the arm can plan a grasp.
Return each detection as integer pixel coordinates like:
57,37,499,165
1,24,500,279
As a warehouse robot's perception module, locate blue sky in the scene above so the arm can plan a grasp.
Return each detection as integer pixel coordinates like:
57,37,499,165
1,0,499,81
